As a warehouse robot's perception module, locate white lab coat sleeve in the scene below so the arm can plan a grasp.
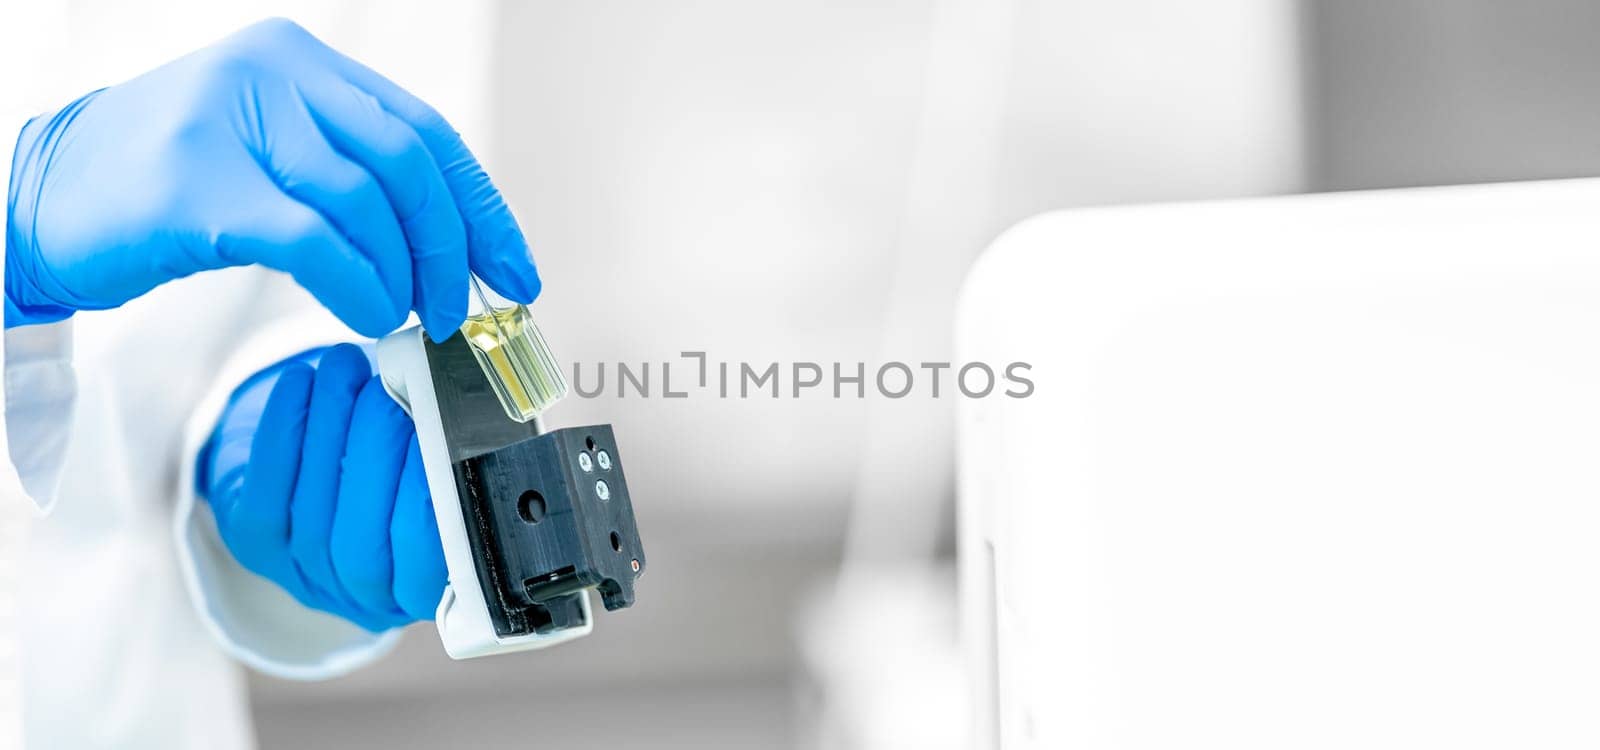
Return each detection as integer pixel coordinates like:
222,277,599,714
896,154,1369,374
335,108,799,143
1,114,78,516
172,310,403,680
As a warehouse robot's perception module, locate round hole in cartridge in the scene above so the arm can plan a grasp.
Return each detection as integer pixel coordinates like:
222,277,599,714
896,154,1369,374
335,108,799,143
585,436,597,452
517,490,547,524
610,531,622,552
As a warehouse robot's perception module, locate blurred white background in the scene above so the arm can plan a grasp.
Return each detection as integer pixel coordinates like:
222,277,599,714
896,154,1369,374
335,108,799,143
229,1,1600,748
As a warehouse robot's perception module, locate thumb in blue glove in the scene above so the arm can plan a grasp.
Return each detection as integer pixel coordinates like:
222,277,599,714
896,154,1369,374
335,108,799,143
5,18,539,339
197,343,448,631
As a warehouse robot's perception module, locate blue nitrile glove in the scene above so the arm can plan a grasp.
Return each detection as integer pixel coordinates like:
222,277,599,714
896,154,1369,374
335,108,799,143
196,343,448,631
4,18,539,338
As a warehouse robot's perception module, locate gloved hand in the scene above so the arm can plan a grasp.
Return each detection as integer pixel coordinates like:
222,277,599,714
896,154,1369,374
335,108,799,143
197,343,448,631
4,18,539,339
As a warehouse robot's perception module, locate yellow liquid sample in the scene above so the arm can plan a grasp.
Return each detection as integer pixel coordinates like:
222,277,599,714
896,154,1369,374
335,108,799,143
460,305,568,422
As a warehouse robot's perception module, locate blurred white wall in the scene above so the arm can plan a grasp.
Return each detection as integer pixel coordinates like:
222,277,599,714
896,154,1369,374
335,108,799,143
1307,0,1600,190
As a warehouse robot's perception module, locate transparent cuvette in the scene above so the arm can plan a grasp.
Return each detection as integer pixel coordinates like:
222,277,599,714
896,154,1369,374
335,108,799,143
459,276,568,422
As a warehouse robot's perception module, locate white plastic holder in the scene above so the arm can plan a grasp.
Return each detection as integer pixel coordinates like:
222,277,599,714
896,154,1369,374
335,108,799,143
376,325,593,659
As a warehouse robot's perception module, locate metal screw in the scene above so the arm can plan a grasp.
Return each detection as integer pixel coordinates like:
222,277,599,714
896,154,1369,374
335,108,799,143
596,450,612,471
631,559,641,573
578,452,594,472
595,479,611,501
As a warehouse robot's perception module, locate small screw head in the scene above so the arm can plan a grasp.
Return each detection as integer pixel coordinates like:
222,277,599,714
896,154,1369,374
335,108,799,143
595,479,611,501
578,452,594,472
596,450,613,471
631,559,641,573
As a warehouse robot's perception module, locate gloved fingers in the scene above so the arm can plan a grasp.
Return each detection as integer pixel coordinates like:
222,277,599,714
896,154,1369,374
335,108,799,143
225,361,314,597
215,183,402,337
259,107,412,328
299,78,469,341
202,348,332,528
202,358,300,524
288,343,372,612
329,376,413,627
318,48,541,307
449,163,541,311
391,435,448,622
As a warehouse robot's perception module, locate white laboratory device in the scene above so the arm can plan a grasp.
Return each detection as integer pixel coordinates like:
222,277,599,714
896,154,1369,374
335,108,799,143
377,324,645,660
959,179,1600,748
